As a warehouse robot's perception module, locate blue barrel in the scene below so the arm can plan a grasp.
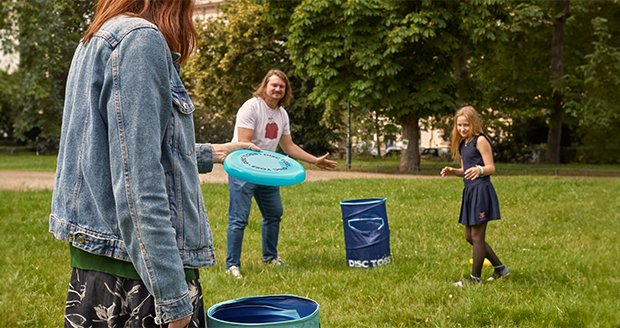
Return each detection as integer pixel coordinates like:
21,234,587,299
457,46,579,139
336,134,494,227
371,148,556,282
340,198,391,268
207,294,320,327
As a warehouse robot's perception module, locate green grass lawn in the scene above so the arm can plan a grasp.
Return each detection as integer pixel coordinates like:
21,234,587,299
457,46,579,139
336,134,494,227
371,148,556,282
1,176,619,327
3,153,620,177
0,154,57,171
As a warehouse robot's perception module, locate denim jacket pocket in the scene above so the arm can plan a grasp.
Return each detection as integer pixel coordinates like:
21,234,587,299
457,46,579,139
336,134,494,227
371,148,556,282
169,86,196,156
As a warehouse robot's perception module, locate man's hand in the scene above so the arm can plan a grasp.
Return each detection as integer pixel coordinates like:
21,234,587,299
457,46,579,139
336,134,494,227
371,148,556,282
211,142,260,164
314,153,337,170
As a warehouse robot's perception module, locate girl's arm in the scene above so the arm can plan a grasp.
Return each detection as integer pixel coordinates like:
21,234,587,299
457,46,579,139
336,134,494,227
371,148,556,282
476,136,496,176
440,160,464,177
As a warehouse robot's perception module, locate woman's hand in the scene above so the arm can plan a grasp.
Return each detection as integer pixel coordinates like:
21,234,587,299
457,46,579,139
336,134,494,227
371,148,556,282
211,142,260,164
167,315,191,328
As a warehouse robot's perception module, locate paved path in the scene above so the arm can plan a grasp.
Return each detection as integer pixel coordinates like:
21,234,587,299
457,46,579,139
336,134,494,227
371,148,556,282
0,165,430,191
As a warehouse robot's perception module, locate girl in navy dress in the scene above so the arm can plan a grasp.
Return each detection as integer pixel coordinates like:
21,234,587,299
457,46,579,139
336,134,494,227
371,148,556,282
441,106,510,286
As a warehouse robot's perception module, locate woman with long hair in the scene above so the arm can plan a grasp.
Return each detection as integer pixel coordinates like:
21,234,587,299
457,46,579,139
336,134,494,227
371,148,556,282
50,1,256,326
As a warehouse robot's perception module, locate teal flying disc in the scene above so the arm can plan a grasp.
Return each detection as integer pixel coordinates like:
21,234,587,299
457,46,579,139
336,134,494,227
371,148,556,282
223,149,306,186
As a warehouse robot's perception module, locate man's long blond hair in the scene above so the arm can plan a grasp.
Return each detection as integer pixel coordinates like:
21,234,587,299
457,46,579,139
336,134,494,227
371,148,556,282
253,69,293,107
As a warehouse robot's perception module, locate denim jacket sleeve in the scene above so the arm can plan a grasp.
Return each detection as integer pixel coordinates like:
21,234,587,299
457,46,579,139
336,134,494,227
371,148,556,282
196,143,214,173
106,27,192,323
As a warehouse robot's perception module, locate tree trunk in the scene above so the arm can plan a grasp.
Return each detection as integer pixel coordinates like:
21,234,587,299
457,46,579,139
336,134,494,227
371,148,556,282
399,113,421,173
546,0,570,164
454,43,471,103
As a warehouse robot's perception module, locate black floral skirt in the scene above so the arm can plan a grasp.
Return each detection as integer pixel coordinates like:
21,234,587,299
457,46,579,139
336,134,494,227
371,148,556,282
64,268,205,327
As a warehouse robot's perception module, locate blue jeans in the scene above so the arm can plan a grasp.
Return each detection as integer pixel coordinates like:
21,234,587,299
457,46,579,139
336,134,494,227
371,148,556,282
226,176,283,269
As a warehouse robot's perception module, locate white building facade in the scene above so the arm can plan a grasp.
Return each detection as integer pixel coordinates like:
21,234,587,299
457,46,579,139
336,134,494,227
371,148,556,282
194,0,225,20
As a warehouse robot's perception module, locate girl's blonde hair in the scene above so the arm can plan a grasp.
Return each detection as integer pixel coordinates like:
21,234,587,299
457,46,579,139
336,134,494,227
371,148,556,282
450,106,483,162
82,0,196,63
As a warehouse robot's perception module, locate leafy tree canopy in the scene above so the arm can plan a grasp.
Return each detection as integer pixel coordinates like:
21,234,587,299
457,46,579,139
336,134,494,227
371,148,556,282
0,0,94,152
288,0,511,170
185,0,336,153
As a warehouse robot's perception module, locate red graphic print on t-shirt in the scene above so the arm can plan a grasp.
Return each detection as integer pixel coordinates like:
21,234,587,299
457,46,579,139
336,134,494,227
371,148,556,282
265,122,278,139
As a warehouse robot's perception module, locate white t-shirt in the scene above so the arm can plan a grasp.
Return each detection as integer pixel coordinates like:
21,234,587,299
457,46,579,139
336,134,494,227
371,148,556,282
231,97,290,152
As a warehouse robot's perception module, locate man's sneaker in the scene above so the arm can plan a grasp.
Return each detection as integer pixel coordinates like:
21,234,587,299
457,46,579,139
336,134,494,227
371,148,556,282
263,257,285,266
487,265,510,282
226,266,243,279
454,275,482,287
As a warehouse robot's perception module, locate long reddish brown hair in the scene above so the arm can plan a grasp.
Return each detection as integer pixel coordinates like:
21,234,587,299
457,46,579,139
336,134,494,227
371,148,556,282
450,106,484,162
82,0,196,63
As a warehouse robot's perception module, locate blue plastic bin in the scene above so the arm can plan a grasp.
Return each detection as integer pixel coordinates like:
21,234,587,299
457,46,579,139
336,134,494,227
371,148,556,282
340,198,391,268
207,294,320,327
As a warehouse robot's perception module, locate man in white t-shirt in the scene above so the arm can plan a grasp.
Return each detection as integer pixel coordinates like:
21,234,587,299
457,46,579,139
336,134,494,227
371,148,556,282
225,69,337,279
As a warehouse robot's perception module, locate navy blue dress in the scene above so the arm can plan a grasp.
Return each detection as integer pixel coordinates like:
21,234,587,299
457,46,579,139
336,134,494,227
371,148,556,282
459,134,501,226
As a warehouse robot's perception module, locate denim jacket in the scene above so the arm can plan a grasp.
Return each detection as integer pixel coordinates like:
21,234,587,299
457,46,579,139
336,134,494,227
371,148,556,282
49,15,215,324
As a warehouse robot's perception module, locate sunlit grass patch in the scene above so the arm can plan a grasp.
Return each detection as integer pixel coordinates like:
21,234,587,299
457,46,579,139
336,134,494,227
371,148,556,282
1,176,619,327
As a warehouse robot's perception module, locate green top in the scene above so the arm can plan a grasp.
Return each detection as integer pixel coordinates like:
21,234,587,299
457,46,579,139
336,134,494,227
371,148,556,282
69,244,196,281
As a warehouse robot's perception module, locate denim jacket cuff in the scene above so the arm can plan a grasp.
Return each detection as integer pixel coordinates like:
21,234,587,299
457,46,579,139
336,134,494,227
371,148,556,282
196,143,214,173
155,292,193,325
